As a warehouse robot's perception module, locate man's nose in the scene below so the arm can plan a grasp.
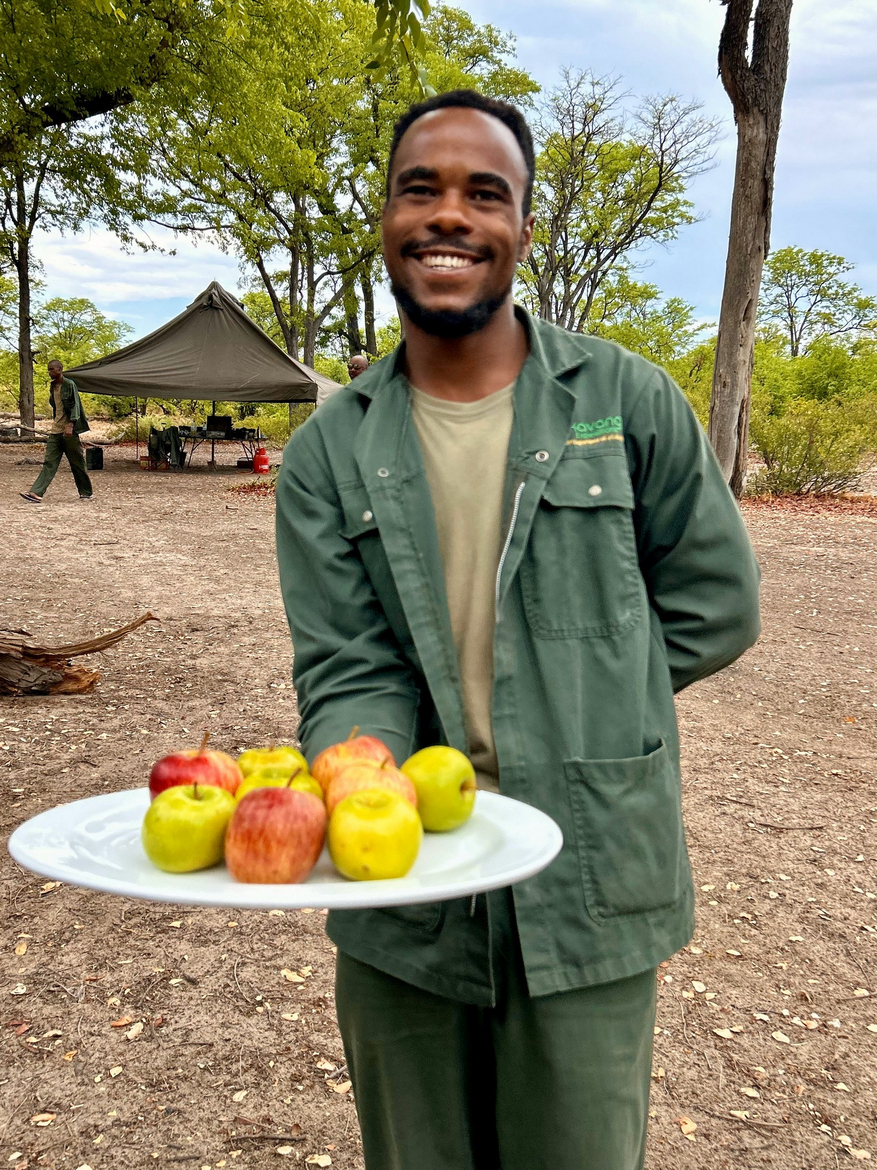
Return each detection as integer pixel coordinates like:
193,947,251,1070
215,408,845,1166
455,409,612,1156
425,188,473,235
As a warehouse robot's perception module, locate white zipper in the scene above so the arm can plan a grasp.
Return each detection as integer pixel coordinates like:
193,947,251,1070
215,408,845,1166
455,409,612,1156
495,480,526,611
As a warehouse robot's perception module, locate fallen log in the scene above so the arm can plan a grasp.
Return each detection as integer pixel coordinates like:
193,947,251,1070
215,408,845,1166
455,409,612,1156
0,612,158,695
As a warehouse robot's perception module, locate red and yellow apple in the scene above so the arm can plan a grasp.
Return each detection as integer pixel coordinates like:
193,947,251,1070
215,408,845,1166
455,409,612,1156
142,782,236,872
401,746,476,832
326,760,416,817
237,743,308,779
311,727,395,795
149,732,242,801
328,789,422,881
225,785,326,884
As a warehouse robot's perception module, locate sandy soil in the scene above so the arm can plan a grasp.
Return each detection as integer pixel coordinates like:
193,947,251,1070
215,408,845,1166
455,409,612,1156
1,441,875,1170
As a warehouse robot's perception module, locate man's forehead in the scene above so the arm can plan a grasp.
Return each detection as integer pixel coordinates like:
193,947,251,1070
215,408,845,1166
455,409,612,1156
391,107,526,184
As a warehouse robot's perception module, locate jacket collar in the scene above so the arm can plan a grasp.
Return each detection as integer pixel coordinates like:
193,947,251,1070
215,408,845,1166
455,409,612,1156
351,306,592,403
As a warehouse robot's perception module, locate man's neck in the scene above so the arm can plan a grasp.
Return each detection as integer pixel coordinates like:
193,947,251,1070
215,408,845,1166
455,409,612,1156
402,300,528,403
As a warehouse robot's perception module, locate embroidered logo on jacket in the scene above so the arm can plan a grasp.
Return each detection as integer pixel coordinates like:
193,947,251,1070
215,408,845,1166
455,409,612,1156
567,416,623,446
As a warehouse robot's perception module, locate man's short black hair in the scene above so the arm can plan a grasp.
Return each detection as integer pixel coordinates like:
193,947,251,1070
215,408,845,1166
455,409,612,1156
386,89,535,216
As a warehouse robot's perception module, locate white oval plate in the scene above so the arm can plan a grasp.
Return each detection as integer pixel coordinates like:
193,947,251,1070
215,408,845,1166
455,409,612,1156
8,788,563,910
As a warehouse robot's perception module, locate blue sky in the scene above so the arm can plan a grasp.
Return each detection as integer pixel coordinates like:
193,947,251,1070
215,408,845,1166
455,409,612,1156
35,0,877,341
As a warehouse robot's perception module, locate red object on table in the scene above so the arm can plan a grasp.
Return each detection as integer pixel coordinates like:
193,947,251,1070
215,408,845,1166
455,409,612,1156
253,447,270,474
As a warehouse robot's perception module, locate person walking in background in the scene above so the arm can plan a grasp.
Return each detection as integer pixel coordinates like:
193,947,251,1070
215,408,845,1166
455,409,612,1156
347,353,369,379
277,90,760,1170
20,360,93,503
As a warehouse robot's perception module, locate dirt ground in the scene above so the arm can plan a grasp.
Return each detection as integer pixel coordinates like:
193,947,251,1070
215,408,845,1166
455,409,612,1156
1,440,875,1170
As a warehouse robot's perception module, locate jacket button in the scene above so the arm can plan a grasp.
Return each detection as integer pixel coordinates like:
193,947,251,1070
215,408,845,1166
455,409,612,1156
377,467,390,478
362,510,373,522
535,450,549,463
588,484,603,496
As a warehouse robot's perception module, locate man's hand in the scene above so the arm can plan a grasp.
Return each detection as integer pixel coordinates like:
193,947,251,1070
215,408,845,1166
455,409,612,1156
64,423,74,436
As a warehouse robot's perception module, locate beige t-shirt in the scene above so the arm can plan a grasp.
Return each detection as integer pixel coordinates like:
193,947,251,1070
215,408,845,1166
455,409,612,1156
50,382,70,434
410,383,514,792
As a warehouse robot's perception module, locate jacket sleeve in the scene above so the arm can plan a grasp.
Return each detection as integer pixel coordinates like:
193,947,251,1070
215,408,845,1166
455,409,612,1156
63,379,81,422
625,367,761,693
275,424,420,765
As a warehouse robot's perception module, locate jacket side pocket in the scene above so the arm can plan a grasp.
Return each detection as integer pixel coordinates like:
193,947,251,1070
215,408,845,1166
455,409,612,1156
565,741,684,919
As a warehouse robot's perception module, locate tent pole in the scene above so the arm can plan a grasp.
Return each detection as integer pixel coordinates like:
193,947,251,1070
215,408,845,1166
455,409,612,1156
135,397,139,463
211,399,216,466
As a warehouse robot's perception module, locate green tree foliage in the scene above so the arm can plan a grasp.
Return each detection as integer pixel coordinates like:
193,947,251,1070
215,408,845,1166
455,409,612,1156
746,334,877,494
519,70,719,330
759,246,877,356
33,296,132,367
584,273,705,367
114,2,537,366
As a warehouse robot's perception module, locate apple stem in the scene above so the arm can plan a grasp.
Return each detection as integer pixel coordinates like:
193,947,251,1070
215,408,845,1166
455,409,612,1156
347,726,360,741
193,781,200,801
269,740,276,750
286,767,303,788
198,730,210,755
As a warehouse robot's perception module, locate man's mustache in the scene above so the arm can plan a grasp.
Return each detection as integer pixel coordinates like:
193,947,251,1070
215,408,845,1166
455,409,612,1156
401,236,494,261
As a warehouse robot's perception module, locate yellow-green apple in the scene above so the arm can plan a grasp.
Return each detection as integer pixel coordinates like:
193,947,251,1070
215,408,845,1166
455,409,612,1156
142,783,236,872
225,785,326,883
401,746,476,831
311,727,395,794
326,760,416,817
149,732,242,801
237,743,308,779
328,789,422,881
235,767,323,804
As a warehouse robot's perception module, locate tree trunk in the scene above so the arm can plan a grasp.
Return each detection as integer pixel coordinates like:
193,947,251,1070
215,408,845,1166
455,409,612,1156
708,0,793,496
15,173,34,432
709,112,768,495
362,273,377,357
343,284,363,356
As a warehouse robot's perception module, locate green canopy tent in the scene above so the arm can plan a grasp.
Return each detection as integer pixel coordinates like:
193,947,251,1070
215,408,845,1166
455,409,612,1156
67,281,342,460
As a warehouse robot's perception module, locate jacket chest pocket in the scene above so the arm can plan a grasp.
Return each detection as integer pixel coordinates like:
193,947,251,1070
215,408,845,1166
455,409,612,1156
519,454,643,639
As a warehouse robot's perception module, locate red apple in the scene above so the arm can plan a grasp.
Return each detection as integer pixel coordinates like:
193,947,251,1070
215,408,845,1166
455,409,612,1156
311,726,395,795
326,760,417,817
149,731,243,802
225,785,326,883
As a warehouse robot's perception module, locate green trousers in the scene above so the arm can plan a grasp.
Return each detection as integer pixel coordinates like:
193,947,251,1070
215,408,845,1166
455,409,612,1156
335,893,657,1170
31,433,92,498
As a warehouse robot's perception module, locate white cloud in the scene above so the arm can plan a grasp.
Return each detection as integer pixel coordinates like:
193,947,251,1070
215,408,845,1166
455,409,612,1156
34,226,241,307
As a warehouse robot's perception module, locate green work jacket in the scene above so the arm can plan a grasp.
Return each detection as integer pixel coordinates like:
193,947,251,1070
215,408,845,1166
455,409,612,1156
50,376,89,435
275,309,760,1005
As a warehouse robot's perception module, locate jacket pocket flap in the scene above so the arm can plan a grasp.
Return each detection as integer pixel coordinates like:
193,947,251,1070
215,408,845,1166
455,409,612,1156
541,454,634,510
339,486,379,539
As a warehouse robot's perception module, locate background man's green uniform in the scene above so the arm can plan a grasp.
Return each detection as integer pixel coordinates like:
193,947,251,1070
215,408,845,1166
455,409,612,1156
30,376,92,499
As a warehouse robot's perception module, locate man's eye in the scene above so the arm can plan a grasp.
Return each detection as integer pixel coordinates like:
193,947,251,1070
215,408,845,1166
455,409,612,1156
472,189,501,201
402,184,434,196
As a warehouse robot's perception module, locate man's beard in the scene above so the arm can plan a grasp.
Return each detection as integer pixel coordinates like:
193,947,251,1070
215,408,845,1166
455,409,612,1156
391,279,512,339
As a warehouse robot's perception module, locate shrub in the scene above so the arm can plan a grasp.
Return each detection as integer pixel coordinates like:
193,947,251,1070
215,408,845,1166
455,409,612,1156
108,412,190,442
749,398,877,496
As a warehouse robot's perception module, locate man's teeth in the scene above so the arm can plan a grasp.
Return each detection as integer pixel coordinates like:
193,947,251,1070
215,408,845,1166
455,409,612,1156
419,254,475,269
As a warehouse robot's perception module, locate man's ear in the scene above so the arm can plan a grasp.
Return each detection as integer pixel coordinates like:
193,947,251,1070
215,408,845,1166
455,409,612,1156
518,213,535,264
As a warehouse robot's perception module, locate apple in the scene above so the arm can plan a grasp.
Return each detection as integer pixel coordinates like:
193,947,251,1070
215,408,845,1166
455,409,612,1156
237,743,308,779
142,783,236,872
225,785,326,883
329,789,422,881
149,731,242,801
400,746,476,832
311,726,395,794
236,767,323,804
326,760,416,817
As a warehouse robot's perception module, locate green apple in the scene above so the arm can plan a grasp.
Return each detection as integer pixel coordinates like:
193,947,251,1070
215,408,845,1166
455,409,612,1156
142,783,236,872
237,744,308,779
401,746,477,832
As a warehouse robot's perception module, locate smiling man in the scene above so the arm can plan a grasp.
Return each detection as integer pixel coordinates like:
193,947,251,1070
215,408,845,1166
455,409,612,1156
276,90,760,1170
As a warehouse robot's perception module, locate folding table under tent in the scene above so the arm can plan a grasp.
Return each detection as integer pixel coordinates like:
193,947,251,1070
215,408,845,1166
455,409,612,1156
67,281,342,464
